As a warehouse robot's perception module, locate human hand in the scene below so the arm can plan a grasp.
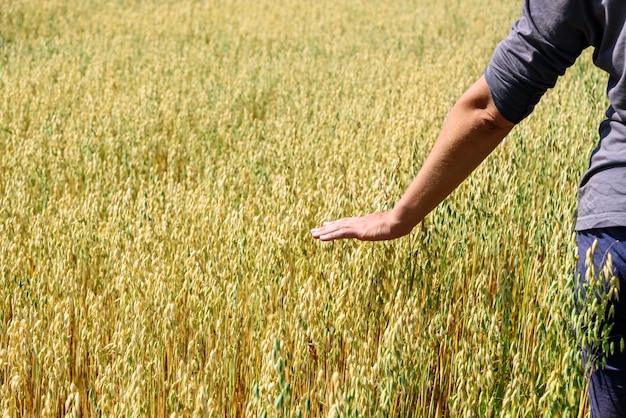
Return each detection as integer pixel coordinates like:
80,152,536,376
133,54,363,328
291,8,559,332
310,211,409,242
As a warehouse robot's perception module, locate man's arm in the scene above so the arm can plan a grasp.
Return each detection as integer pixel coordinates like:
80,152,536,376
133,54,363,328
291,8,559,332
311,75,514,241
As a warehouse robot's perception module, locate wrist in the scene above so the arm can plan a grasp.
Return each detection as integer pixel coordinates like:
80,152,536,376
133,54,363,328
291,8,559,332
388,205,420,237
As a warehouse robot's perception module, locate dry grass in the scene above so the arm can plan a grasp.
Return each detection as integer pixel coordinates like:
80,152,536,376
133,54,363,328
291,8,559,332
0,0,607,416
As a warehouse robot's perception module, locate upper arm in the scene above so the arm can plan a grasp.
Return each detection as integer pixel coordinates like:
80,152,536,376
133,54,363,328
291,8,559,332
485,0,592,123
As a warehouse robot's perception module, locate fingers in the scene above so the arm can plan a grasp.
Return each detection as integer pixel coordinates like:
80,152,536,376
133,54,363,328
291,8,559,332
310,219,356,241
311,212,404,242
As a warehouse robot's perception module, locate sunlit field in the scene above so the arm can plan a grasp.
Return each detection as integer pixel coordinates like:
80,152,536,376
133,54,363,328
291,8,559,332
0,0,608,416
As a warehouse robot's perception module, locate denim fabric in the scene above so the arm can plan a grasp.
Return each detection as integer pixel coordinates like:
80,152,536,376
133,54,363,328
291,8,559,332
577,228,626,418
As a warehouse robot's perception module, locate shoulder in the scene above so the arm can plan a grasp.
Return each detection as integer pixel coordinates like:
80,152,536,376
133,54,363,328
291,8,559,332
522,0,605,47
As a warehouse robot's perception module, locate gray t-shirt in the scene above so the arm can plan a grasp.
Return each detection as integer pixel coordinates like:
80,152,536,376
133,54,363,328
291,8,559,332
485,0,626,230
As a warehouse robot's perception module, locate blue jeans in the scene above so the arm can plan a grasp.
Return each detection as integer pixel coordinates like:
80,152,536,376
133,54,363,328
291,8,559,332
577,228,626,418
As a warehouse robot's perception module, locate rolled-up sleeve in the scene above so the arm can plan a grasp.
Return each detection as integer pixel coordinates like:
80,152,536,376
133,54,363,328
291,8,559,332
485,0,591,124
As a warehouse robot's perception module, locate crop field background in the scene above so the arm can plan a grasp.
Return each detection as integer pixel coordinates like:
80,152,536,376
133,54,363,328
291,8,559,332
0,0,608,416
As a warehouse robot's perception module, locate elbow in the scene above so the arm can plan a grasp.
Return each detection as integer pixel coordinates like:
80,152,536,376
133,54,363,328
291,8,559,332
459,76,516,132
479,107,515,132
463,93,515,133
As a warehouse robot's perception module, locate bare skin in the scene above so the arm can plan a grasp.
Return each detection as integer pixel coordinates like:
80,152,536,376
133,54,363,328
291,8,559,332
311,75,515,241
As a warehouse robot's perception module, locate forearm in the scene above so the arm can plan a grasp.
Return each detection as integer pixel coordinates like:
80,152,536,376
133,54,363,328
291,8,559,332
390,76,514,235
311,76,514,242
